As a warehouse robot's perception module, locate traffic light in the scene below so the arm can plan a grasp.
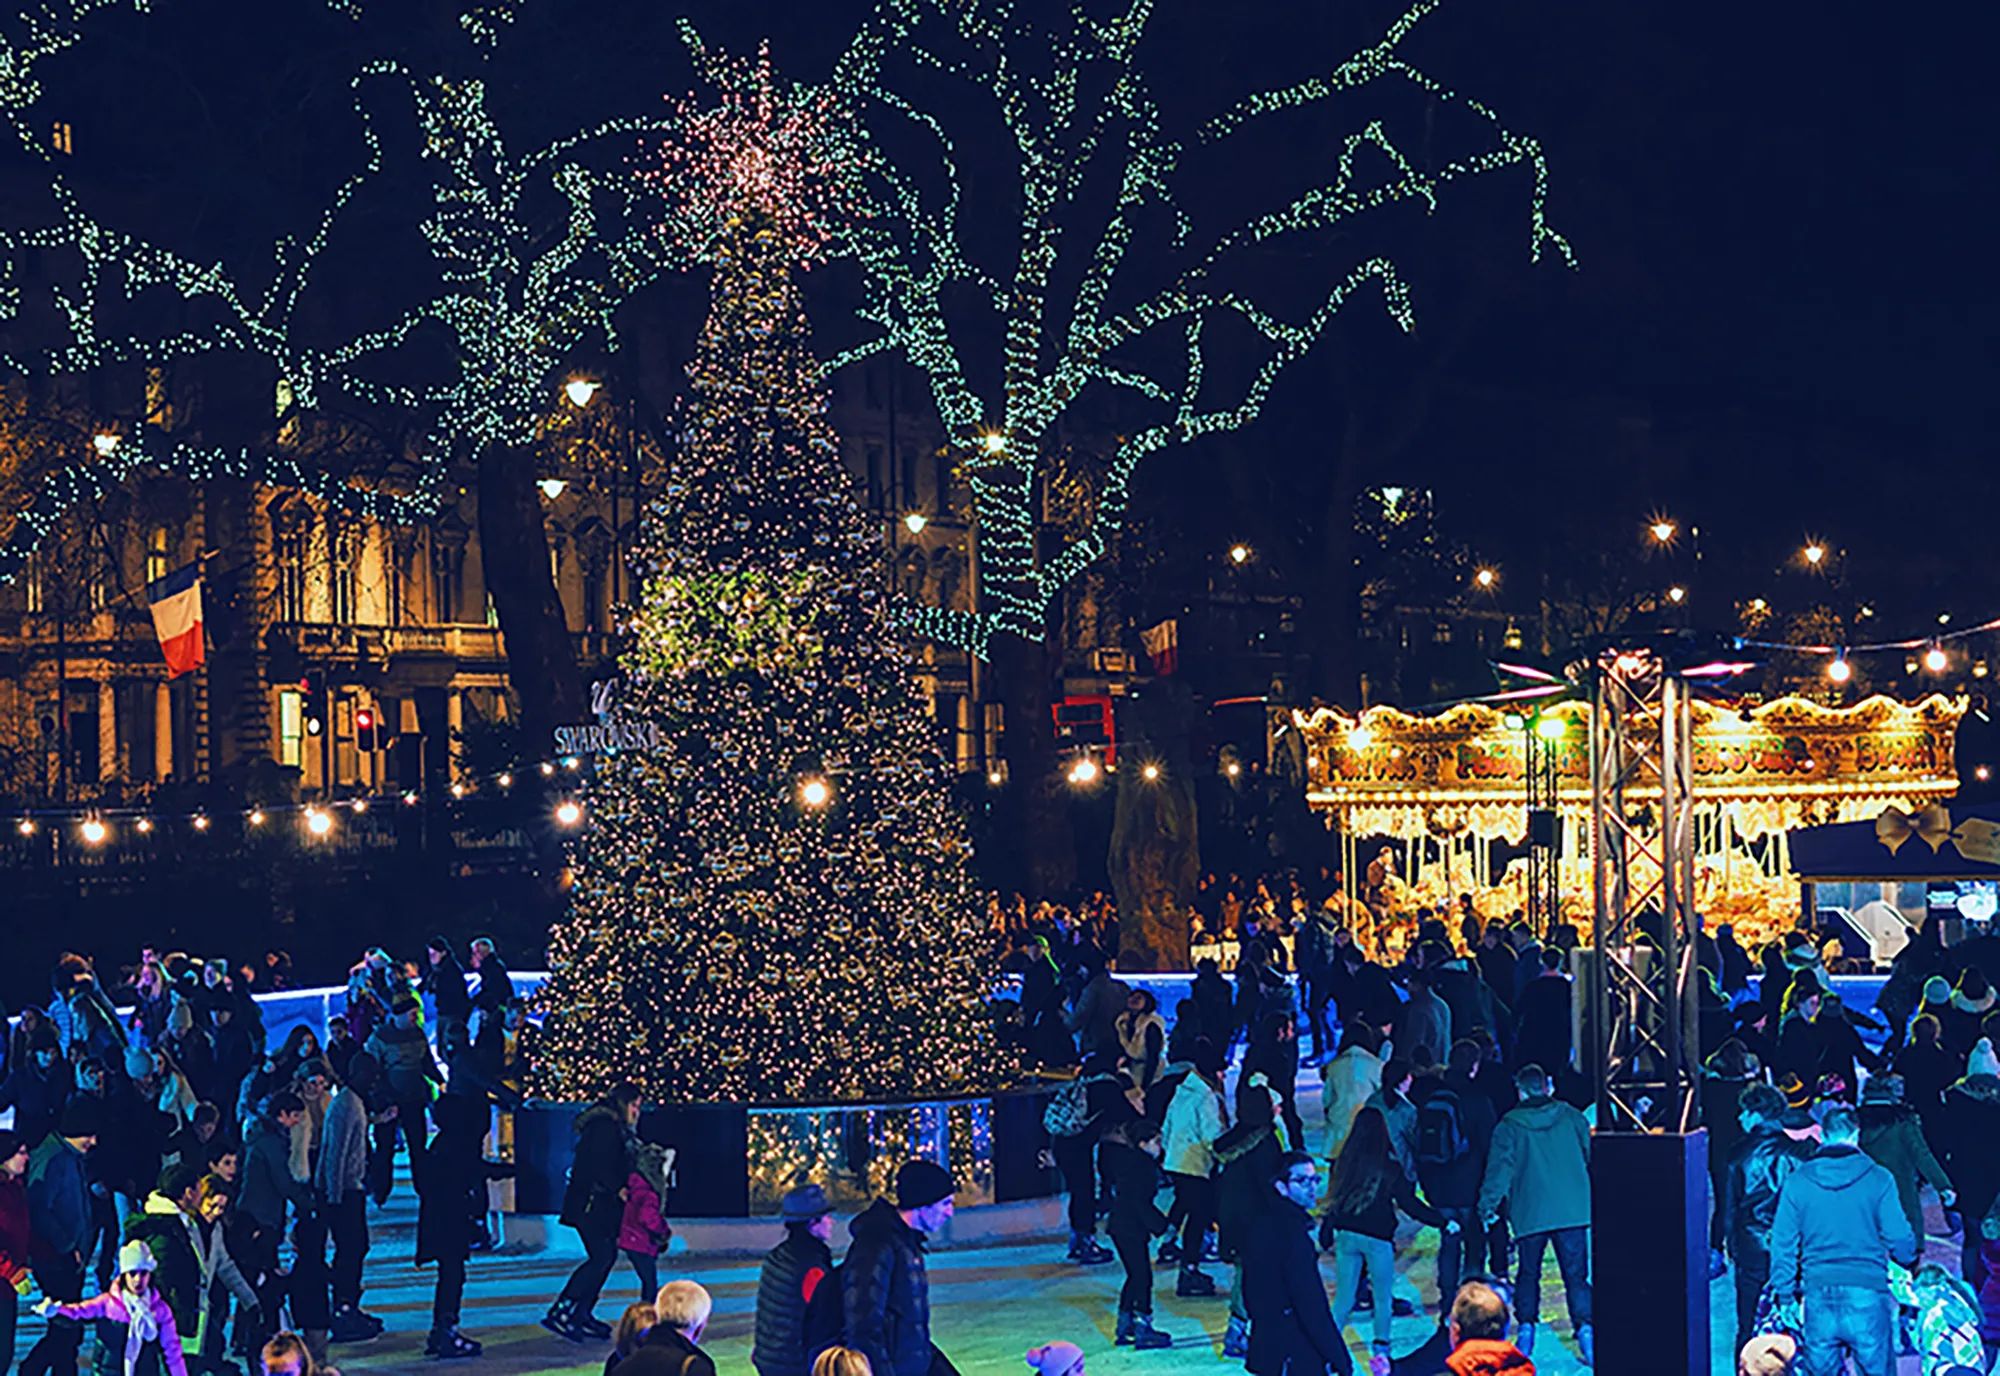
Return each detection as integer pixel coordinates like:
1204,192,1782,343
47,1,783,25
356,706,378,753
301,672,326,736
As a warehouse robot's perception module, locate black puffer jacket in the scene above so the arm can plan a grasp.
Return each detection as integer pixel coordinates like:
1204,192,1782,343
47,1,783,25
842,1198,930,1376
1213,1122,1280,1255
1720,1124,1812,1265
1243,1196,1353,1376
753,1224,832,1376
559,1103,632,1242
1939,1073,2000,1216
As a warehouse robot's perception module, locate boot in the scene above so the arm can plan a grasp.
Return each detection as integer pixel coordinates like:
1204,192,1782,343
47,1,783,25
1114,1309,1137,1347
1575,1324,1592,1367
1130,1315,1172,1351
329,1307,378,1344
1514,1322,1536,1357
1076,1238,1113,1265
1175,1266,1218,1298
540,1299,586,1343
1221,1316,1250,1359
1155,1238,1181,1265
427,1325,483,1360
359,1307,386,1336
574,1311,612,1341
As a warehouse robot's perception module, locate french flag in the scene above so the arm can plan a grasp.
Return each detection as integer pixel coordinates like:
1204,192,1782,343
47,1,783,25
146,562,205,678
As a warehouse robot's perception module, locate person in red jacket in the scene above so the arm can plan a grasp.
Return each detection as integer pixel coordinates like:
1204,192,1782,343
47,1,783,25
618,1145,674,1304
1445,1281,1534,1374
1,1130,33,1376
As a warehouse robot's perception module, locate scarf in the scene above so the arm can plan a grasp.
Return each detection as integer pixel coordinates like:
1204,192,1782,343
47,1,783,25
119,1289,162,1376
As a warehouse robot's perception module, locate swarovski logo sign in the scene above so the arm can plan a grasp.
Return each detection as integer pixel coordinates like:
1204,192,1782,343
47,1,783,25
552,678,663,755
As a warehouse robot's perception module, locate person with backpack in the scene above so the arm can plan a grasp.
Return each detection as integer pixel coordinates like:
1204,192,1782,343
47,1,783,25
1419,1041,1499,1320
755,1184,834,1376
842,1161,956,1376
1101,1118,1174,1351
1044,1054,1124,1266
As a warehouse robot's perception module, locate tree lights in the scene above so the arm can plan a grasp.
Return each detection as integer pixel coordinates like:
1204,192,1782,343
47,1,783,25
528,65,1001,1105
699,0,1572,657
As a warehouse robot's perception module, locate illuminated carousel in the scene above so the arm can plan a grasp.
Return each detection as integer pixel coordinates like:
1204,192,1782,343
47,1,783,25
1294,692,1965,949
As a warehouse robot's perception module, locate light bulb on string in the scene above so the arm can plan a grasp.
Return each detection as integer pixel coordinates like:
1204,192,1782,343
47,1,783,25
555,799,583,827
1827,654,1852,684
16,818,35,836
80,817,107,845
1925,644,1949,674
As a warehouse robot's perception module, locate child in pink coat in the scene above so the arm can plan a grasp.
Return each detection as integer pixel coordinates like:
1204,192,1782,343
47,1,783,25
617,1143,673,1301
41,1240,187,1376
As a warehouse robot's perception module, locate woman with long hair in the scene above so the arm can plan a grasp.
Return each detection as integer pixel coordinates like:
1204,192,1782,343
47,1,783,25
1323,1106,1452,1367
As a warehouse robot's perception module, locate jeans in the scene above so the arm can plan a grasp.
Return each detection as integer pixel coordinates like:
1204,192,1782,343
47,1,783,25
1166,1173,1215,1262
21,1257,84,1376
1435,1206,1490,1313
623,1250,659,1303
1306,973,1336,1061
1330,1230,1395,1347
1110,1227,1153,1314
559,1233,620,1315
1515,1227,1590,1329
329,1190,371,1310
1052,1134,1097,1238
1797,1284,1893,1376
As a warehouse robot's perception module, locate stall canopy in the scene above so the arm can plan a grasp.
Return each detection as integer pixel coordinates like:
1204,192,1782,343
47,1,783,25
1789,800,2000,881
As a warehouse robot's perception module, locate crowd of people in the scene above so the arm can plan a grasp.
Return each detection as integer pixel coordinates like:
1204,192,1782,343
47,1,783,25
0,936,520,1376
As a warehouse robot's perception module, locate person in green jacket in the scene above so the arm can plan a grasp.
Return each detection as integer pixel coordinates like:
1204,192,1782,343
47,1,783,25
1476,1063,1591,1363
1858,1073,1955,1252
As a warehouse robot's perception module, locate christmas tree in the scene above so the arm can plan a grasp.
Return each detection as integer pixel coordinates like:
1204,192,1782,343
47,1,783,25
529,53,1002,1105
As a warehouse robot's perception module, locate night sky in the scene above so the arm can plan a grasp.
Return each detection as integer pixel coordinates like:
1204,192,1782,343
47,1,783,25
9,0,1998,641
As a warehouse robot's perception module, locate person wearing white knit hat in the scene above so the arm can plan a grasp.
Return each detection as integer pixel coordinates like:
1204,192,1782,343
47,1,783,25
37,1240,187,1376
1940,1037,2000,1293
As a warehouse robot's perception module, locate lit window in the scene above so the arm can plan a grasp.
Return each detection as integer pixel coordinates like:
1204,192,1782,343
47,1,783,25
146,527,170,584
51,123,72,155
280,691,303,767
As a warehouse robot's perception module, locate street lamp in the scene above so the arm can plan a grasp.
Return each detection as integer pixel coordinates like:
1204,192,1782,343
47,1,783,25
903,512,928,534
1229,544,1250,565
1803,542,1826,567
1474,566,1497,590
564,378,601,408
536,478,567,500
1649,519,1676,545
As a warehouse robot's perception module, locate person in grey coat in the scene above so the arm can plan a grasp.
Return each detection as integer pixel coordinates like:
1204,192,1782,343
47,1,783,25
314,1052,383,1342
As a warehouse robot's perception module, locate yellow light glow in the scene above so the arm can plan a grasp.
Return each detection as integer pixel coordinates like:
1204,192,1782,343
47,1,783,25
555,799,584,827
1536,715,1565,740
249,809,265,826
1141,762,1160,780
1474,567,1496,589
1225,761,1241,777
980,431,1007,455
1667,585,1686,604
451,782,466,798
136,818,152,834
1347,727,1373,751
1068,757,1099,785
1649,519,1676,544
305,809,332,837
80,818,107,845
537,478,568,500
1827,657,1852,684
193,815,209,831
987,770,1003,786
564,378,601,408
1749,598,1768,613
903,512,928,533
1925,645,1949,673
351,799,369,814
1229,544,1250,564
92,431,120,456
498,772,514,789
799,777,831,807
1803,543,1825,566
16,818,35,836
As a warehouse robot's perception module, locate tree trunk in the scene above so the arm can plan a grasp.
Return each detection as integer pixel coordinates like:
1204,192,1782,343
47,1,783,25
990,628,1074,900
1307,466,1363,709
477,442,587,755
1108,683,1198,970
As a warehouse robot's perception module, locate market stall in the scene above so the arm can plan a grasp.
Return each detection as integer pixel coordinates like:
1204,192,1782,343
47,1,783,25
1294,692,1965,949
1786,798,2000,962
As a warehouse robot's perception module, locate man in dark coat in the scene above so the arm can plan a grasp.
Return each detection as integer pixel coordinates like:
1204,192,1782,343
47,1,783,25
423,938,474,1059
416,1091,487,1358
1718,1082,1812,1360
755,1184,835,1376
0,1029,72,1149
542,1082,640,1343
844,1161,955,1376
619,1281,718,1376
1243,1150,1353,1376
20,1100,101,1376
1512,948,1573,1079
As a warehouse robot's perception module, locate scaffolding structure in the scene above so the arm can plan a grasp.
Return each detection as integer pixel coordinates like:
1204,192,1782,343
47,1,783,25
1524,716,1562,936
1588,647,1702,1132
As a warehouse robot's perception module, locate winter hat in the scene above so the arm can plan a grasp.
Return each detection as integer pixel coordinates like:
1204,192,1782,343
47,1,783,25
1953,968,1996,1014
167,996,195,1037
1024,1343,1085,1376
28,1024,58,1053
115,1240,158,1276
124,1046,156,1081
1968,1037,2000,1081
1776,1071,1815,1111
59,1099,104,1138
391,992,419,1015
1923,976,1953,1006
894,1159,956,1211
780,1182,833,1222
